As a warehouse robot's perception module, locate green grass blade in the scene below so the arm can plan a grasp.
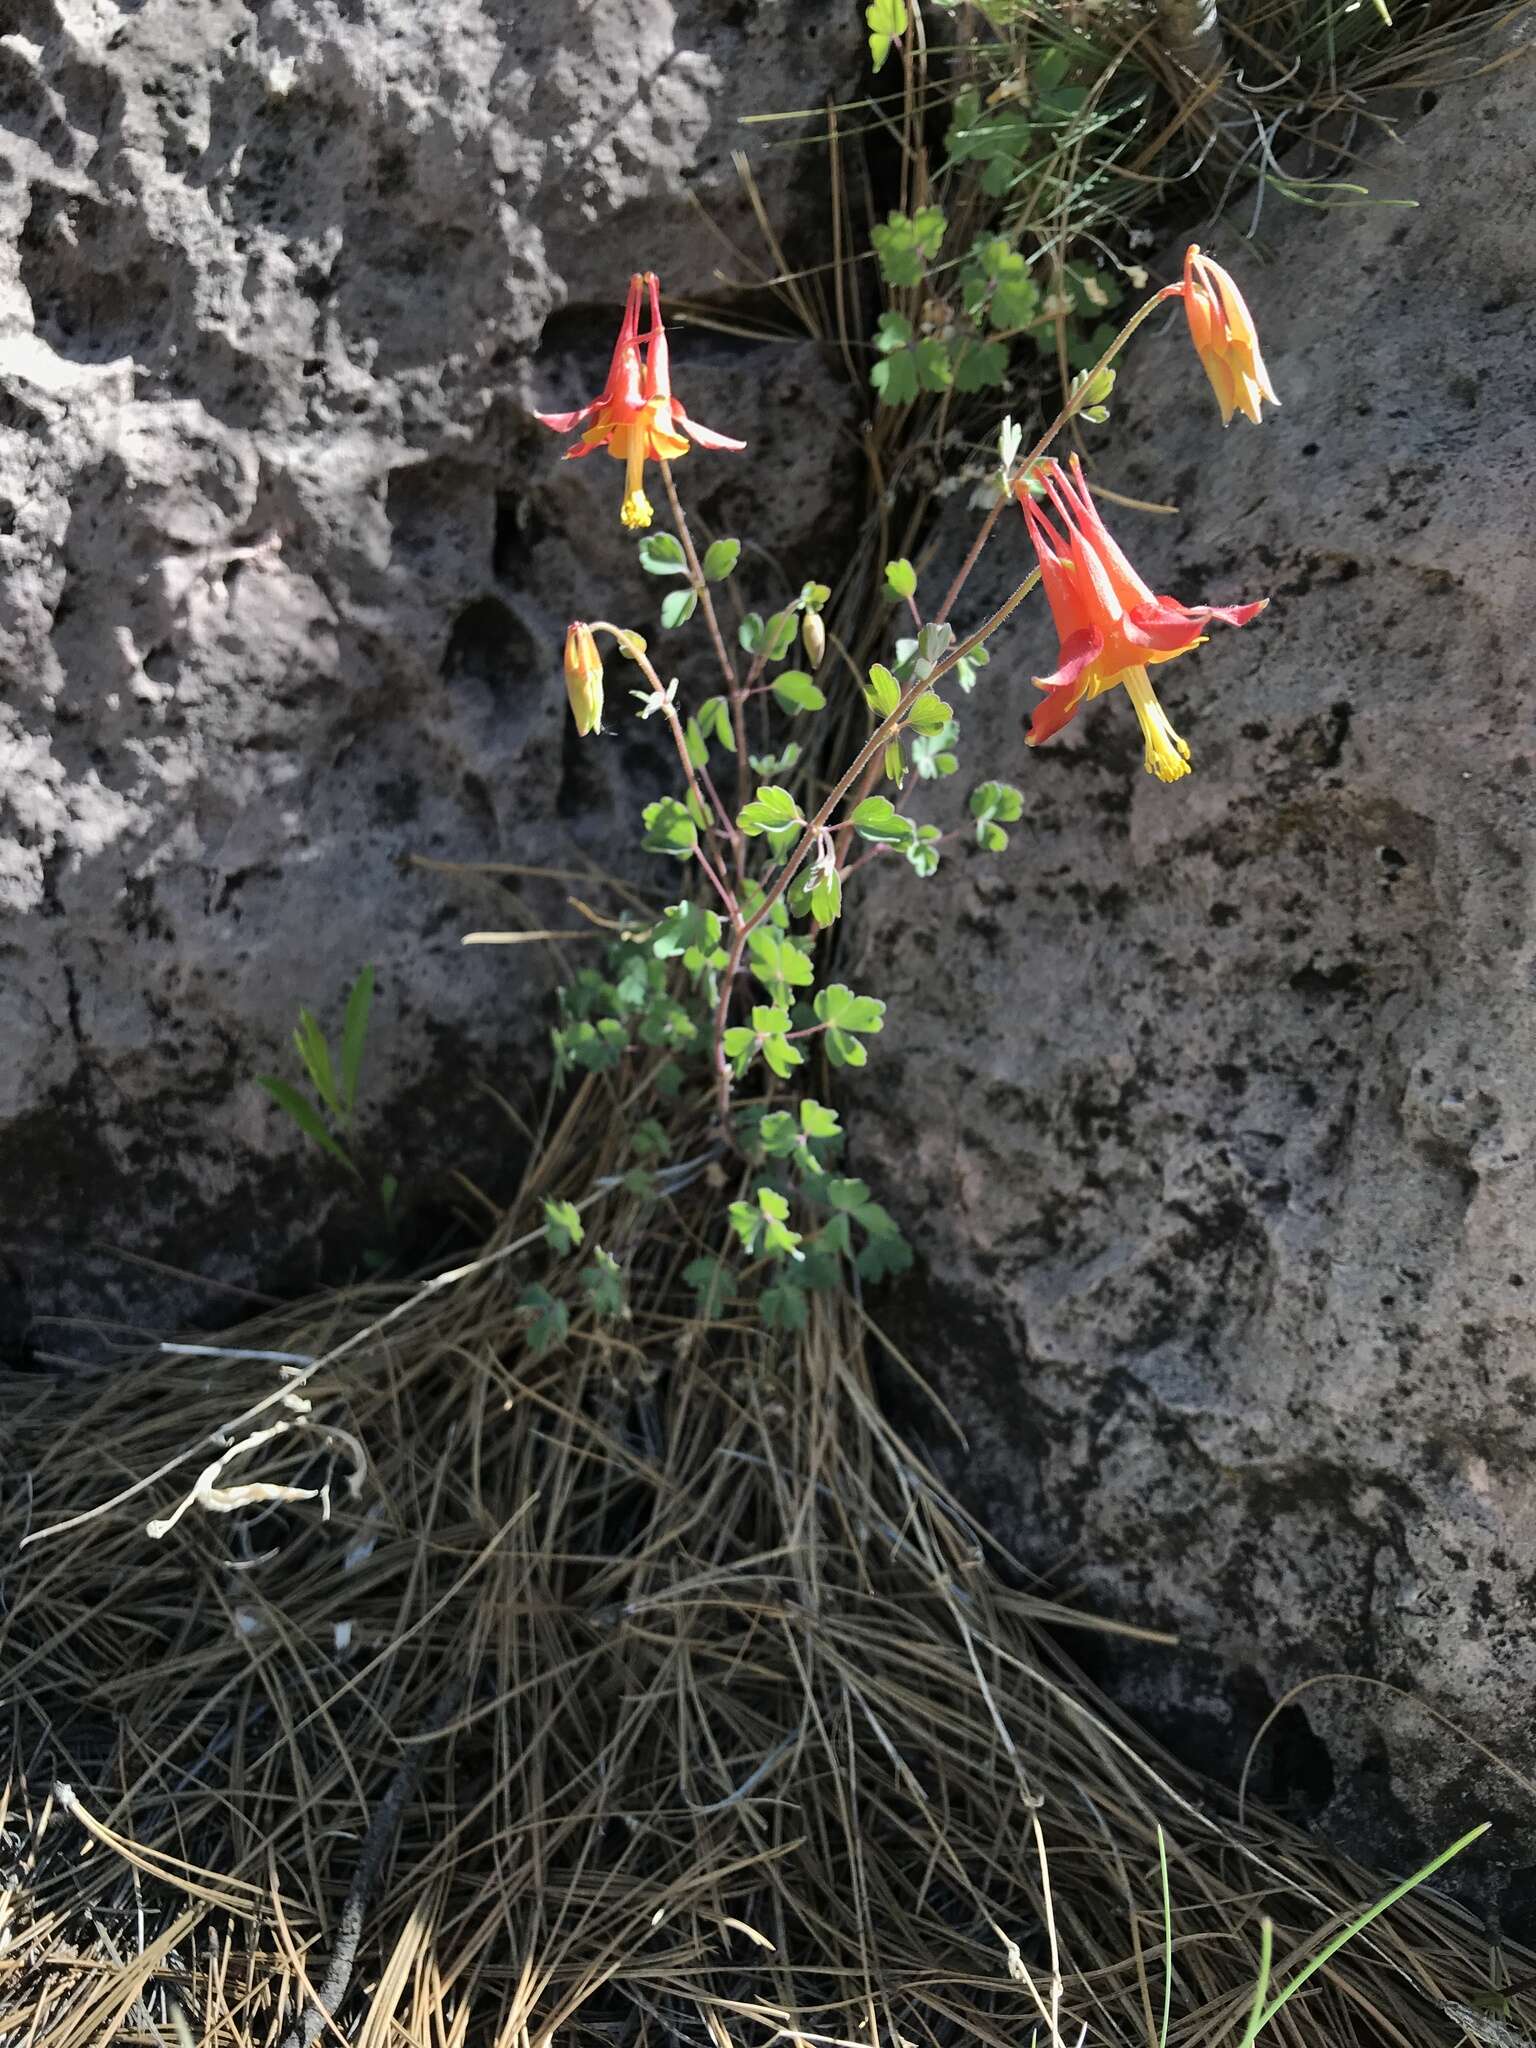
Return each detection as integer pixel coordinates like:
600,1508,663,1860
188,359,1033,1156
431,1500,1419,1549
294,1009,341,1118
1251,1822,1490,2039
339,964,376,1120
1237,1918,1273,2048
256,1076,357,1176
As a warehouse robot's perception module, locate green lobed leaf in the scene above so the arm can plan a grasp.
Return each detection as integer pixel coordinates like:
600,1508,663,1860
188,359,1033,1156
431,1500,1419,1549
814,983,887,1034
702,537,740,581
738,784,801,837
801,1098,842,1139
864,662,901,717
906,689,953,737
641,796,698,859
661,587,698,630
542,1196,584,1255
638,531,688,575
866,0,908,72
810,868,841,928
850,796,914,848
763,610,799,662
772,670,826,715
884,557,918,601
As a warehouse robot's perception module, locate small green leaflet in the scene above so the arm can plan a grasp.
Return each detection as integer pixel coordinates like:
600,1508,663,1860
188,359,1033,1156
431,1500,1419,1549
638,531,687,575
702,537,740,581
870,207,946,288
850,796,914,848
906,689,953,737
641,796,698,859
661,587,697,629
866,0,907,73
815,983,887,1035
738,784,801,837
865,662,901,717
884,557,917,601
772,670,826,715
542,1196,584,1255
810,867,841,928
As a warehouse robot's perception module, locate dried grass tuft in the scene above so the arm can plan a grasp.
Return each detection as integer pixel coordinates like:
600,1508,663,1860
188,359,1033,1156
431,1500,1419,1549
1,1081,1528,2046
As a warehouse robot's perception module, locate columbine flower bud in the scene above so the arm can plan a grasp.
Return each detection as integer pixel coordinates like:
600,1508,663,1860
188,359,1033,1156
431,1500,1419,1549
562,622,604,736
801,610,826,671
1180,245,1279,427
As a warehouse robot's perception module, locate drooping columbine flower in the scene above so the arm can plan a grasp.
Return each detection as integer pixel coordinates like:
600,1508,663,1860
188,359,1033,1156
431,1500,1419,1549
562,621,604,736
534,272,744,531
1180,245,1279,428
1019,458,1266,782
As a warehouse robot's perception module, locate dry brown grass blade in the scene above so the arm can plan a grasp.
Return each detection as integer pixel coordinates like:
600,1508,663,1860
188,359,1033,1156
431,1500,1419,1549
2,1217,1528,2048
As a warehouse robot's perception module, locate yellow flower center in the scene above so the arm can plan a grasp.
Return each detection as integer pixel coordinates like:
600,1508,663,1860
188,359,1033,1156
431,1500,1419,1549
1123,667,1192,783
621,487,653,530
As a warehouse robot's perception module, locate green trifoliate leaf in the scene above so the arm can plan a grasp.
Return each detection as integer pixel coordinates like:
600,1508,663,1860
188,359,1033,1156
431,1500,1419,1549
814,983,887,1035
759,1282,809,1332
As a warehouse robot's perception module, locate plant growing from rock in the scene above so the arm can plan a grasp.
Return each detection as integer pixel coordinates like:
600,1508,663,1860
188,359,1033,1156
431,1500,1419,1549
506,254,1274,1337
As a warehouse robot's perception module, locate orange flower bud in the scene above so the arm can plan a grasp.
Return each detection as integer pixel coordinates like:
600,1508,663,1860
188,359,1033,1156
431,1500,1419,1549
1181,245,1279,428
562,622,604,736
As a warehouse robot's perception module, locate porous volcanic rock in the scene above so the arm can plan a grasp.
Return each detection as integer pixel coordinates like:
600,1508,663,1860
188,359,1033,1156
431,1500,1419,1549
846,41,1536,1861
0,0,861,1354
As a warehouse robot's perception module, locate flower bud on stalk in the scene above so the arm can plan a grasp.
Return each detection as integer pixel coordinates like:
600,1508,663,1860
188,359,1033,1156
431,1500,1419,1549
563,622,605,736
801,609,826,671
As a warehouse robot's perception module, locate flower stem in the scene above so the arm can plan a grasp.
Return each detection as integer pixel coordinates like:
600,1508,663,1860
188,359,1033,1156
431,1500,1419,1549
933,284,1181,626
625,642,741,923
711,565,1040,1126
659,460,750,850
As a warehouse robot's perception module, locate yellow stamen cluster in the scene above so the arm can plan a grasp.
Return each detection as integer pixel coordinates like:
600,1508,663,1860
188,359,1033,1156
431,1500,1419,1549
1123,669,1192,783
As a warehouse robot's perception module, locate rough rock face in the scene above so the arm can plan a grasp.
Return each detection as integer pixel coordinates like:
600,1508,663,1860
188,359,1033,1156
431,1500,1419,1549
848,47,1536,1854
0,0,861,1356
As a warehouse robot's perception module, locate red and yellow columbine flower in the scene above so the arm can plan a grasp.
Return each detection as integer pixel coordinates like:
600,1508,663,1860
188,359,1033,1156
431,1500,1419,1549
1019,458,1266,782
1180,245,1279,428
563,621,604,736
534,272,744,531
